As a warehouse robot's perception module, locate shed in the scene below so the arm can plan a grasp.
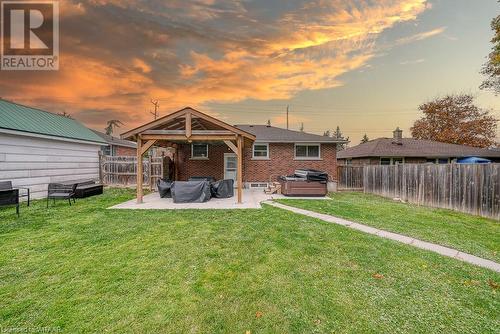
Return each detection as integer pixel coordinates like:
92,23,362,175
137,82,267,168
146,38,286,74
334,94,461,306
0,99,106,199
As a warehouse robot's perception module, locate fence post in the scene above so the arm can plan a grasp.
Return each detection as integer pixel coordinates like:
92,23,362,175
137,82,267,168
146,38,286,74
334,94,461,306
148,155,153,191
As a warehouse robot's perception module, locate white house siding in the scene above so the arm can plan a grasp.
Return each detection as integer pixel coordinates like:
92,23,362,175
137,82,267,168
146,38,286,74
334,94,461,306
0,132,101,199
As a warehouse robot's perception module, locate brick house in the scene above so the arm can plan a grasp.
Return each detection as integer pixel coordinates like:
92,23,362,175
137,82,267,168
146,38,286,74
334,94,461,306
92,130,137,156
176,125,341,189
338,128,500,165
121,107,345,203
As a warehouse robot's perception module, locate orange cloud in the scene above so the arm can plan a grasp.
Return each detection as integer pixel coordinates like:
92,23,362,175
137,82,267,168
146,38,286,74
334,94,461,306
0,0,432,132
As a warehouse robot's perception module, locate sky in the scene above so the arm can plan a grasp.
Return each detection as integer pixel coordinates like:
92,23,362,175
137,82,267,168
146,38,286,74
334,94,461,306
0,0,498,144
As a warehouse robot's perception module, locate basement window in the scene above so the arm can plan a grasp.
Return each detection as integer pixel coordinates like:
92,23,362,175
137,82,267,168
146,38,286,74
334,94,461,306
191,143,208,159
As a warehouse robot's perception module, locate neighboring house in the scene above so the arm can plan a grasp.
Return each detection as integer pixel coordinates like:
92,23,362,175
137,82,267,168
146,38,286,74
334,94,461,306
91,130,137,156
121,107,346,192
0,99,106,199
338,128,500,165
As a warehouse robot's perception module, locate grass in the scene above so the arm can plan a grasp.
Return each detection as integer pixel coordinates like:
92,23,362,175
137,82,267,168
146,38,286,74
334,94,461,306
0,188,498,333
277,192,500,263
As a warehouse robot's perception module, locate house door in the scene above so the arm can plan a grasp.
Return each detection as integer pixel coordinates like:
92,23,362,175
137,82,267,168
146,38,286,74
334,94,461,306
224,153,238,186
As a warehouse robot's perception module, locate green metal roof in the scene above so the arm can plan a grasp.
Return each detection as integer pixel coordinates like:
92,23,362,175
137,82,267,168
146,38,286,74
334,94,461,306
0,99,106,144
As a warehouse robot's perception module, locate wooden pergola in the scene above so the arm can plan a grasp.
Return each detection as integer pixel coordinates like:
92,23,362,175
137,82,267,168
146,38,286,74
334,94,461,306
121,107,255,204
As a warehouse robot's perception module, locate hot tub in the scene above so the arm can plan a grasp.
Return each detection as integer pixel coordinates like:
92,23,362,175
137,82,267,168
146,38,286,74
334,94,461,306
278,169,328,196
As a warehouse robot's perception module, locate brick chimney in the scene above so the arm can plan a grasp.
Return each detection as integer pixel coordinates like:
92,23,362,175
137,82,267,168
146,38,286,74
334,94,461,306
392,127,403,145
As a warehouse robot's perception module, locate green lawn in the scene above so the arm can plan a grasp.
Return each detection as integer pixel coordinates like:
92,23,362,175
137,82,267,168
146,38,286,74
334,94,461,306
277,192,500,263
0,189,499,333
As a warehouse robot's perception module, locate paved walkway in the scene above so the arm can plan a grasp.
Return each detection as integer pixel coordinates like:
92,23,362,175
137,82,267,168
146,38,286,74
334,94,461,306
266,201,500,273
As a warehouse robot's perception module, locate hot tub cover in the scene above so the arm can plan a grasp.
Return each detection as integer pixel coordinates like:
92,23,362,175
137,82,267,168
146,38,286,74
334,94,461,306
171,180,212,203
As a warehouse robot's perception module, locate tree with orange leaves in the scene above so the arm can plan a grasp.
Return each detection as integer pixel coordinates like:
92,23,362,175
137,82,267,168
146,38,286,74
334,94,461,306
410,94,498,148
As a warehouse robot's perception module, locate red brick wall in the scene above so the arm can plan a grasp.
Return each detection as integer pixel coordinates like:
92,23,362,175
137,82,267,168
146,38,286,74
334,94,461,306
177,143,231,181
243,143,337,182
115,146,136,156
175,142,338,182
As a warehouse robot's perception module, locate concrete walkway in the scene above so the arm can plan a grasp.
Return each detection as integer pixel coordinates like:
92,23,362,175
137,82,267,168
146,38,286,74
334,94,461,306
266,201,500,273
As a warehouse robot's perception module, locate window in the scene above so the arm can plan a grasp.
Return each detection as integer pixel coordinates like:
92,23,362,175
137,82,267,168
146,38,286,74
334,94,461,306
380,158,391,165
252,143,269,159
101,145,115,156
295,144,320,159
380,157,404,165
345,159,352,165
191,143,208,158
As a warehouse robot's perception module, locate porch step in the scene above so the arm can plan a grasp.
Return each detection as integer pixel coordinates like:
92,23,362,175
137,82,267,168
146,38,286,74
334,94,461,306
265,182,281,195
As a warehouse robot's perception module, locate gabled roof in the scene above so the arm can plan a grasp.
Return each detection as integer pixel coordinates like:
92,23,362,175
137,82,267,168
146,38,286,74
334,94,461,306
235,125,347,143
121,107,256,141
337,138,500,159
91,130,137,148
0,99,106,144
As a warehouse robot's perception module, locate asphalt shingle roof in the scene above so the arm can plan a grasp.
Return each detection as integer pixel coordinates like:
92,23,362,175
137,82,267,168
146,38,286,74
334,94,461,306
337,138,500,159
235,125,345,143
0,99,106,144
91,130,137,148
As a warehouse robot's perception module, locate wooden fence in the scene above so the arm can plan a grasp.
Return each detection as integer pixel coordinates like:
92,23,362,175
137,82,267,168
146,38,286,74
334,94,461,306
362,163,500,220
99,155,163,190
337,165,364,190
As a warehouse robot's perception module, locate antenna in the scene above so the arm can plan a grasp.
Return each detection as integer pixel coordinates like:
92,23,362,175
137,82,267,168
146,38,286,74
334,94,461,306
150,99,159,120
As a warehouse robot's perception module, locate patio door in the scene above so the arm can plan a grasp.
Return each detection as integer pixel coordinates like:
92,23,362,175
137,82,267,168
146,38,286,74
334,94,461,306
224,153,238,187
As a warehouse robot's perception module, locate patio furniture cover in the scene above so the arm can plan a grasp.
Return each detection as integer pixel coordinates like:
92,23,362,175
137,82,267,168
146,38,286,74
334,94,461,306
157,179,172,198
188,176,216,183
210,179,234,198
171,180,212,203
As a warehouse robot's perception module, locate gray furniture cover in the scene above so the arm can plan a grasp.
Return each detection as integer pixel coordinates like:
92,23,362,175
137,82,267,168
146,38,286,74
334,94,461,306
157,179,172,198
210,179,234,198
171,181,211,203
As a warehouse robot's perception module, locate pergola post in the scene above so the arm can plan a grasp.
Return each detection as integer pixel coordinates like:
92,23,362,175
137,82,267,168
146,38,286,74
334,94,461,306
136,136,143,203
237,135,243,204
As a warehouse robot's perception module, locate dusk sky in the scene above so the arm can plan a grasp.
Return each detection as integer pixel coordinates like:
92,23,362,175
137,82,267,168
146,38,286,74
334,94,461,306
0,0,498,144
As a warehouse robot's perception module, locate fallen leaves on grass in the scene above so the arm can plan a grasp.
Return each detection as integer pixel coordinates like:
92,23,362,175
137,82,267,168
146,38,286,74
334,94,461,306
255,311,263,318
463,279,480,286
488,279,499,290
372,273,384,279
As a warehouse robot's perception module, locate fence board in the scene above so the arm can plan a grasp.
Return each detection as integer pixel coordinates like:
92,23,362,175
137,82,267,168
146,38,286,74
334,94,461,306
363,163,500,220
337,165,364,190
100,155,163,189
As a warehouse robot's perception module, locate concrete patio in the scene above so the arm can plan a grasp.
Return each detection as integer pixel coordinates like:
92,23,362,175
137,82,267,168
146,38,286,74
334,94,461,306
109,189,330,210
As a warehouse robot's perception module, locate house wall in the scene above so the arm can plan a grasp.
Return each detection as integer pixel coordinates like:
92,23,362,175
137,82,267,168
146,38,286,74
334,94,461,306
0,132,101,199
243,143,337,182
115,145,136,156
176,142,338,183
339,157,437,165
177,143,230,181
338,157,378,166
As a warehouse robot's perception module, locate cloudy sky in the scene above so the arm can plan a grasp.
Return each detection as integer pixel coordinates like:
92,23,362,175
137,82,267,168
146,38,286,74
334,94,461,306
0,0,498,143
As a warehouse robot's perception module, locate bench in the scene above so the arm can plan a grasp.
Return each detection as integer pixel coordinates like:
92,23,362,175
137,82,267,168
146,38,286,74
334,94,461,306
73,180,104,199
